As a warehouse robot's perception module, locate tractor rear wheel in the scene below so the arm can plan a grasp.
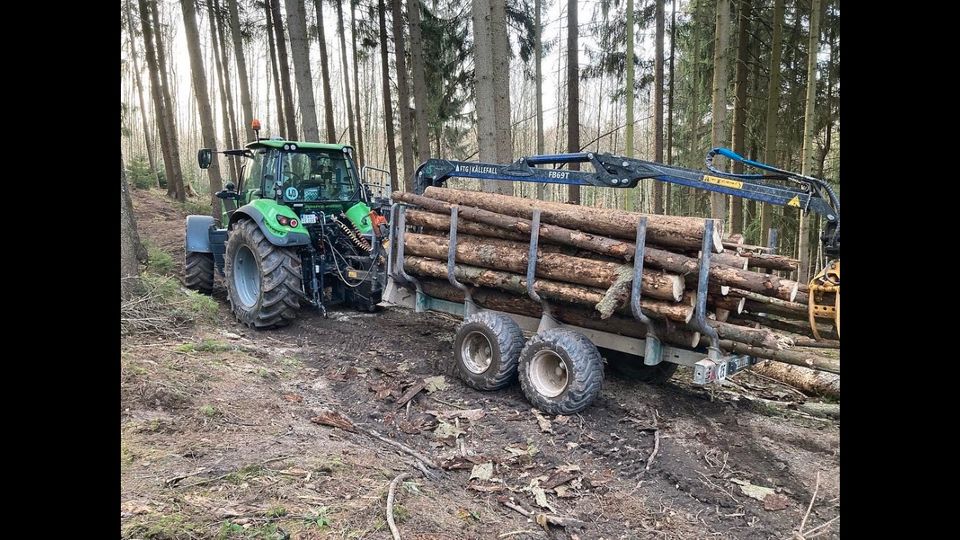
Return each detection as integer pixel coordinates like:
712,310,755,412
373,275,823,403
453,312,525,391
518,329,604,415
184,252,214,294
601,348,678,384
224,219,302,328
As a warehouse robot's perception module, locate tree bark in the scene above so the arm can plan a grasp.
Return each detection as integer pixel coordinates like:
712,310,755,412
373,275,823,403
407,0,431,162
625,0,635,160
422,186,725,252
312,0,337,141
720,340,839,374
798,0,821,282
226,0,255,142
350,2,365,165
214,0,241,172
335,1,357,147
744,252,799,272
710,320,789,349
265,0,286,137
269,0,299,139
180,0,225,217
710,0,730,220
207,0,238,180
403,232,684,301
392,0,416,189
534,0,545,199
653,0,665,214
377,0,399,190
151,0,186,201
566,0,580,205
284,0,319,141
760,0,785,247
729,0,751,234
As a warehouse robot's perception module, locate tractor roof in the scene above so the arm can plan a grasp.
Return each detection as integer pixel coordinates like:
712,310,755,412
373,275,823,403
246,139,351,152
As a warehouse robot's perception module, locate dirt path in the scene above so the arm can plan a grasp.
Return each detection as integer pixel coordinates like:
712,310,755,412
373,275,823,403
122,188,839,539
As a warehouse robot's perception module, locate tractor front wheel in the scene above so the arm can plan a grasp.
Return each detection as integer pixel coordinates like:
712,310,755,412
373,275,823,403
224,219,302,328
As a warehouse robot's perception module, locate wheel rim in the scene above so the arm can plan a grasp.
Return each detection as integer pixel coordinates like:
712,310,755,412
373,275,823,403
460,331,494,374
233,245,261,309
529,349,569,398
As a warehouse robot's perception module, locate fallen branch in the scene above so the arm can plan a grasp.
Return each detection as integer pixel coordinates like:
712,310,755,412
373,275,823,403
797,471,821,537
498,498,586,529
387,472,414,540
366,428,440,469
645,409,660,472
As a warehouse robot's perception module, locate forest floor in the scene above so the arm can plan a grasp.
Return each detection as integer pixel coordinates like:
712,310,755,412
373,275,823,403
121,188,840,540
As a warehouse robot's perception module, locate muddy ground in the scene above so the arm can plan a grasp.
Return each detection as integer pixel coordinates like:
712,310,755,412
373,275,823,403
121,188,839,539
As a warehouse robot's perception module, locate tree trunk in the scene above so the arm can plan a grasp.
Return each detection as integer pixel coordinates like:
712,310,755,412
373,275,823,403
207,0,238,179
350,2,365,165
265,0,286,137
534,0,545,199
421,186,725,251
653,0,665,214
139,0,184,201
760,0,785,248
335,1,357,147
744,252,799,272
751,360,840,399
284,0,320,140
226,0,255,142
312,0,337,141
213,0,241,175
566,0,580,205
180,0,225,218
710,320,789,349
667,0,676,167
125,3,157,182
624,0,635,162
151,0,186,201
798,0,821,282
377,0,399,190
709,0,730,220
719,340,839,374
403,232,684,301
121,152,147,299
392,0,416,189
269,0,299,139
404,209,533,242
407,0,431,162
729,0,751,234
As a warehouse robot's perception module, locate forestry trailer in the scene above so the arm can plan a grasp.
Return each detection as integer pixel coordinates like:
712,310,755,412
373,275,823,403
184,123,839,414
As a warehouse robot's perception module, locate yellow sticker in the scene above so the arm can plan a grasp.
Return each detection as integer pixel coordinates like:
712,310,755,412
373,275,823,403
787,196,801,207
703,175,744,189
348,270,359,278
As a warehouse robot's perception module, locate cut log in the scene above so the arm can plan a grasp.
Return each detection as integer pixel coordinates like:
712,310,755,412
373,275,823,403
712,251,749,269
403,232,684,301
743,252,799,272
703,265,799,302
422,186,725,252
393,191,636,261
709,320,792,350
719,340,840,374
714,308,731,323
404,209,530,242
734,313,836,341
732,288,808,318
402,256,693,323
751,361,840,399
415,279,701,348
710,294,745,313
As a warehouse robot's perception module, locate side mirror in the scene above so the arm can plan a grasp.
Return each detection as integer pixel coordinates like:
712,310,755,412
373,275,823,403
224,182,236,191
197,148,213,169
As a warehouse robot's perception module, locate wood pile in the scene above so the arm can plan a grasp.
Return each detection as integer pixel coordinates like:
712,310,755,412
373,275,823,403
392,187,840,386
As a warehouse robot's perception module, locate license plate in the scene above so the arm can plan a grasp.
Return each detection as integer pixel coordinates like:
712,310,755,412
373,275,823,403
301,213,317,224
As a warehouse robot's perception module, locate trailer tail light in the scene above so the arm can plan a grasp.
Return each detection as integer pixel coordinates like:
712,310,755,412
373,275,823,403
290,219,299,228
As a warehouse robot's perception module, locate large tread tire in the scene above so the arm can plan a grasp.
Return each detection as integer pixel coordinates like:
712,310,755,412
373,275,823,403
453,312,525,391
184,252,214,294
519,329,604,415
602,348,679,384
224,219,302,328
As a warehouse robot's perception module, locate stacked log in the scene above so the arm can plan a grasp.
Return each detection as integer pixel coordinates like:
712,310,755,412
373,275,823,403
391,188,840,385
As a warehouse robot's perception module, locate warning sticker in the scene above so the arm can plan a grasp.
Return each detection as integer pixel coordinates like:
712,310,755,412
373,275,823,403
703,175,744,189
787,196,801,207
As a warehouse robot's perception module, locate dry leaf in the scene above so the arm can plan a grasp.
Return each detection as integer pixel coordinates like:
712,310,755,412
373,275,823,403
470,462,494,481
434,420,465,441
424,376,449,393
763,493,791,511
731,478,776,501
532,409,553,433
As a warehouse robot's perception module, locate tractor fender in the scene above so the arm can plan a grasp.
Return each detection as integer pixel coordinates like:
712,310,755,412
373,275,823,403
229,204,311,247
185,215,216,253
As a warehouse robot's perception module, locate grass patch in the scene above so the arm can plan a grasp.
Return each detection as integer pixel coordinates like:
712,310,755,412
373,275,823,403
123,513,202,539
225,463,265,484
199,405,219,417
121,275,219,336
265,505,287,518
144,241,175,276
196,339,232,353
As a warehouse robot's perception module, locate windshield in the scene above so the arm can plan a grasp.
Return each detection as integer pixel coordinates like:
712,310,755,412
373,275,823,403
278,150,358,203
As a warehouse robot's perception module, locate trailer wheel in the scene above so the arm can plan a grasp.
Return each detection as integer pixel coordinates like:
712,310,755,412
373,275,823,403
453,312,525,391
601,349,678,384
519,329,604,415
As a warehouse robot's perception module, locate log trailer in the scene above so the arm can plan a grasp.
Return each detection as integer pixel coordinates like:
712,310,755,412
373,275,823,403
380,149,839,414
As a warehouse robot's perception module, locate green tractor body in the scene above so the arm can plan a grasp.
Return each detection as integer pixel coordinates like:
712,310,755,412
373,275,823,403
184,135,392,328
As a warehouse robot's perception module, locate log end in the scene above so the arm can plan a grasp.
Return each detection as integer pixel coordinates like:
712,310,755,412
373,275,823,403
713,225,727,253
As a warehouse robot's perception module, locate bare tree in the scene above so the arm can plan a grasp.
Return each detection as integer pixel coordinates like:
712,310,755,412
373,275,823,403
799,0,821,281
335,1,357,147
391,0,416,188
566,0,580,204
710,0,731,220
121,152,147,299
653,0,665,214
534,0,545,199
207,0,239,179
269,0,299,139
265,0,286,137
350,2,366,165
761,0,784,246
226,0,255,142
407,0,431,162
125,3,157,182
729,0,751,233
180,0,225,217
312,0,337,141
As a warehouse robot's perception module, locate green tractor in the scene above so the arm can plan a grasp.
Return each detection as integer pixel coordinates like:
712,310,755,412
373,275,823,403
184,124,392,328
